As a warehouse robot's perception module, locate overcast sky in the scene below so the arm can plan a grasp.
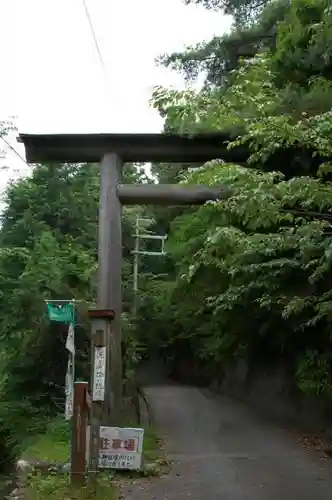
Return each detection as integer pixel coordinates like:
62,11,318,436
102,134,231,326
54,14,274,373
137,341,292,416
0,0,232,194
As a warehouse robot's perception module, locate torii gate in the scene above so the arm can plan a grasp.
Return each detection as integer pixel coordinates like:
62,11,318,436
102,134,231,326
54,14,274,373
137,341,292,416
18,132,248,469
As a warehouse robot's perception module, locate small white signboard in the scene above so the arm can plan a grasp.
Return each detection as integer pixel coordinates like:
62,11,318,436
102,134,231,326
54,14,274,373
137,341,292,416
64,322,75,419
65,323,75,355
92,346,106,401
65,391,73,420
98,426,144,470
65,359,73,420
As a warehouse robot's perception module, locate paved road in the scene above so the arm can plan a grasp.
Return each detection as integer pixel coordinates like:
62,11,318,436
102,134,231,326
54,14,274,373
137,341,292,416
123,381,332,500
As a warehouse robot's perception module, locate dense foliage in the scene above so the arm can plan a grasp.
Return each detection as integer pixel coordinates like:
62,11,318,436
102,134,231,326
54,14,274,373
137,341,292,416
1,0,332,470
136,0,332,400
184,0,271,26
0,162,148,469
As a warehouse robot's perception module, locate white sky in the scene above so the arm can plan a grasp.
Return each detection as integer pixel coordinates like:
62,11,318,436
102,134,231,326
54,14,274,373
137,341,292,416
0,0,232,194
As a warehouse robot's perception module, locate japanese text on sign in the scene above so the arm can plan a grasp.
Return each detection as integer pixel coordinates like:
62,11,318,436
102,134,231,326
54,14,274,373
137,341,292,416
92,346,106,401
100,437,138,452
99,453,135,469
98,426,144,470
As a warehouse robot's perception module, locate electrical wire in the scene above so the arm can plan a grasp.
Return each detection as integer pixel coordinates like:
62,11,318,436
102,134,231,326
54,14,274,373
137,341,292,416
1,135,29,167
81,0,108,82
1,1,109,169
81,0,116,121
0,2,109,170
2,1,107,168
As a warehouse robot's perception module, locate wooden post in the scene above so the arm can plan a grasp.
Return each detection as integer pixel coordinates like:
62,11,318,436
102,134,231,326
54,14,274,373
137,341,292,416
87,309,114,479
98,153,123,425
72,381,88,484
87,152,122,480
88,325,105,480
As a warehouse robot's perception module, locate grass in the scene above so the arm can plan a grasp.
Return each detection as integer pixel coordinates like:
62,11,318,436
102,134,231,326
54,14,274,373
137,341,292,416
142,427,162,464
21,416,163,499
23,417,162,465
27,472,117,500
22,417,70,463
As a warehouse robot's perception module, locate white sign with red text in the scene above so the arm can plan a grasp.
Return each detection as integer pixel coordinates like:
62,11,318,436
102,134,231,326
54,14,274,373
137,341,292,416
98,426,144,470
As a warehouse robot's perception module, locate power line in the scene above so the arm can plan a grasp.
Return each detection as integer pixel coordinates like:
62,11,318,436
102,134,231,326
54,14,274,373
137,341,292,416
4,2,107,168
0,135,29,167
3,4,108,170
2,1,107,170
81,0,118,130
82,0,108,81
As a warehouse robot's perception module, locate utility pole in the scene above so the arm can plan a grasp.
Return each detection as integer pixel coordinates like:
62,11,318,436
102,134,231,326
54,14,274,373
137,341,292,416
132,216,167,317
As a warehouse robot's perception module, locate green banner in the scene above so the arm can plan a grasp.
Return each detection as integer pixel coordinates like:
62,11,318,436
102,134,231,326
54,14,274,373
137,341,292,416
47,303,74,323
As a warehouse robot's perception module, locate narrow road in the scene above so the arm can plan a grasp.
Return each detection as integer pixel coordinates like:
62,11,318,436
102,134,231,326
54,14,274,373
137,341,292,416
123,379,332,500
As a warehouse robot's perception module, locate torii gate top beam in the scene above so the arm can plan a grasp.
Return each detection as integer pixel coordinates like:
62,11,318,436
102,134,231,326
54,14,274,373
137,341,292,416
18,132,249,164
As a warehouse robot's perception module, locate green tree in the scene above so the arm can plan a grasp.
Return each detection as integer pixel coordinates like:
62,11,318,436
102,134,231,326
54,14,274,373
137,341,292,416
136,0,332,403
159,0,288,85
184,0,271,26
0,160,147,468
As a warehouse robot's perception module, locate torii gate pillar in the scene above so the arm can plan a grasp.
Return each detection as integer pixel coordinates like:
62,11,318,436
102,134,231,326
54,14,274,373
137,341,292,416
97,153,123,424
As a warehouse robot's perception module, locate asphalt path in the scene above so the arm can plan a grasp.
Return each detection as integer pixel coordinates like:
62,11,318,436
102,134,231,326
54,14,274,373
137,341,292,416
122,376,332,500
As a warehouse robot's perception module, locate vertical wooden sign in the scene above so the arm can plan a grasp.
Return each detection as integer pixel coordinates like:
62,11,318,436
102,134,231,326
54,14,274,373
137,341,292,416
87,314,113,481
92,345,106,402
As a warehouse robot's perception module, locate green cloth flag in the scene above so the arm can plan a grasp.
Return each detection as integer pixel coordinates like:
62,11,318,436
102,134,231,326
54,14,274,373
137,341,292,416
47,303,74,323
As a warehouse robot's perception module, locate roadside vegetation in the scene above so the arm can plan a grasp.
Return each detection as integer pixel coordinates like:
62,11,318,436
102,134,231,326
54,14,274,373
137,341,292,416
1,0,332,495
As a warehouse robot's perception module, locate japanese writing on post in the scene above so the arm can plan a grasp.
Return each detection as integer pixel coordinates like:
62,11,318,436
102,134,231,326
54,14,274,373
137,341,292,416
92,346,106,401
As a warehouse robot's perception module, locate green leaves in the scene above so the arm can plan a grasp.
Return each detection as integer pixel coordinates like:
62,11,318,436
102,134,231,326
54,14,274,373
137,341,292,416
153,54,332,169
140,0,332,398
147,155,332,382
0,160,148,468
153,0,332,171
274,0,332,85
296,350,332,396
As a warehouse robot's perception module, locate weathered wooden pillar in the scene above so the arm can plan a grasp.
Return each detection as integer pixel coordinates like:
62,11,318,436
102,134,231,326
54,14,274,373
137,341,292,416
97,152,123,425
71,381,88,484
